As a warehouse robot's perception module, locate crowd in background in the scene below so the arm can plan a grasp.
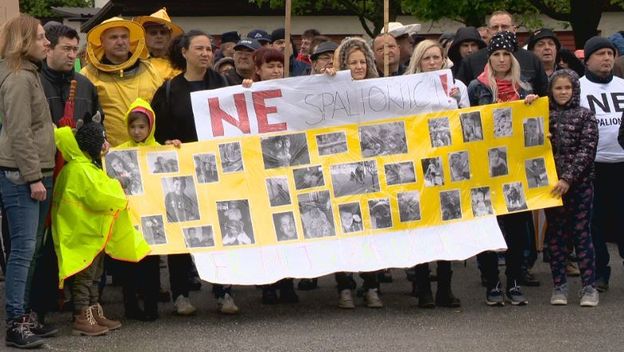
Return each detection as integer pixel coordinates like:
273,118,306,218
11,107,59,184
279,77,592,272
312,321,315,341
0,7,624,349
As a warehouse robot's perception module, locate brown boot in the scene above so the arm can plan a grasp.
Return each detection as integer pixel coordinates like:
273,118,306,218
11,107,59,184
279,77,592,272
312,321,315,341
91,303,122,330
72,307,109,336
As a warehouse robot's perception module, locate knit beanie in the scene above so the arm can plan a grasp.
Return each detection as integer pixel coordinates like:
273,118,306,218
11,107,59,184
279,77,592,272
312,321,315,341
488,31,518,56
583,36,617,63
75,122,105,163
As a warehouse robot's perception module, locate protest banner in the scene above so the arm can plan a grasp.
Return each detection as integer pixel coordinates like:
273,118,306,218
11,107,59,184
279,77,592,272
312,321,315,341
107,71,561,285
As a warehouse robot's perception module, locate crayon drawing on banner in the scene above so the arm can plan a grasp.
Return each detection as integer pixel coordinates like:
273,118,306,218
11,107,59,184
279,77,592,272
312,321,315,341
106,71,561,285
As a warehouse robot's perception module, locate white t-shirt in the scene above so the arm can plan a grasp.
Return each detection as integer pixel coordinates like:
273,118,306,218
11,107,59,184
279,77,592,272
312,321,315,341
579,75,624,163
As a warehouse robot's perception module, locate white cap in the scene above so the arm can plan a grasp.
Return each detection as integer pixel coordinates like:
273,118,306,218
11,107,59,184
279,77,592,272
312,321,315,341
387,22,421,38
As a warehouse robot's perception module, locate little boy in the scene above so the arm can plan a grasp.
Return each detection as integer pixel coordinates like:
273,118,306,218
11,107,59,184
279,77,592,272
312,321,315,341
52,117,150,336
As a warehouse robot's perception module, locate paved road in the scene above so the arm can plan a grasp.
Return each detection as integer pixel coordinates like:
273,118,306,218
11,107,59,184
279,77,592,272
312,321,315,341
2,245,623,352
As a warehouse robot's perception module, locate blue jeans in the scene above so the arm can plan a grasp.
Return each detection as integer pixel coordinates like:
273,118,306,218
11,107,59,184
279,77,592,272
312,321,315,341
0,171,52,321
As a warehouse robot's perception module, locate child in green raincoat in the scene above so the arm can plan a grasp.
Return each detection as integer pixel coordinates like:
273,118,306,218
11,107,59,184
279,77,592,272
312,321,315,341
52,118,150,336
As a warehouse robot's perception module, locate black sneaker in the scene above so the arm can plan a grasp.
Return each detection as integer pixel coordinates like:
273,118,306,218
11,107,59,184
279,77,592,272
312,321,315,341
28,312,58,338
519,271,540,287
485,282,504,306
6,315,44,349
506,282,528,306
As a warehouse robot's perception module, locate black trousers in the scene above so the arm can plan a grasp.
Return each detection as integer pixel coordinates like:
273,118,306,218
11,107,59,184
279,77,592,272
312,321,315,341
477,212,531,290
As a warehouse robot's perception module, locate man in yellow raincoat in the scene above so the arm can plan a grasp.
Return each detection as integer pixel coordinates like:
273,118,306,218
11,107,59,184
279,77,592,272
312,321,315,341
52,122,150,336
81,17,163,147
133,8,184,80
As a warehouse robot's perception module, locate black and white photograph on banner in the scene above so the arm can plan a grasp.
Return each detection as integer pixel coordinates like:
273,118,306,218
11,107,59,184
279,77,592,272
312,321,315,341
293,165,325,190
316,131,348,156
105,150,143,195
298,191,335,238
460,111,484,142
440,190,462,221
523,117,545,147
368,198,392,229
428,117,452,147
449,151,471,182
217,199,255,246
384,161,416,185
182,226,215,248
272,211,299,241
359,121,407,157
503,182,528,212
488,147,509,177
339,202,363,233
219,142,244,173
422,157,444,186
398,191,421,222
193,153,219,183
330,160,380,197
493,107,513,137
140,215,167,245
147,151,179,174
266,177,291,207
525,158,549,188
470,187,494,217
162,176,200,223
261,133,310,169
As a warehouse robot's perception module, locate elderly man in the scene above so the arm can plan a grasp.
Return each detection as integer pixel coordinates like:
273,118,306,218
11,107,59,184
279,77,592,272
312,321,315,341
224,38,260,85
527,28,561,77
456,10,548,96
310,41,338,74
372,33,404,77
81,17,162,146
580,36,624,292
134,8,184,80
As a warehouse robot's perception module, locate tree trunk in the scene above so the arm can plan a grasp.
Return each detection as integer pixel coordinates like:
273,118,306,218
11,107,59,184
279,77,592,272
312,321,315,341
570,0,607,48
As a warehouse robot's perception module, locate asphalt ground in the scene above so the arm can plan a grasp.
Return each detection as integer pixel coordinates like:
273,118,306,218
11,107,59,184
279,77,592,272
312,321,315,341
1,244,623,352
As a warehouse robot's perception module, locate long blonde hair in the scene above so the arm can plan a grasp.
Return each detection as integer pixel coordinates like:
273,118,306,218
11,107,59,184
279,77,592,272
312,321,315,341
0,14,41,71
405,39,447,74
486,50,530,98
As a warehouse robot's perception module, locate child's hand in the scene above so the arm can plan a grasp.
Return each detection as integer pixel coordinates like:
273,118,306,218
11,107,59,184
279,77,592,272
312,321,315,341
449,86,460,98
550,179,569,198
242,79,253,88
165,139,182,148
524,94,538,105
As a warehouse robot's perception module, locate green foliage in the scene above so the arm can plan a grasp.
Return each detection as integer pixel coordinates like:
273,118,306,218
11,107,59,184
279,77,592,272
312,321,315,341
19,0,93,18
250,0,404,36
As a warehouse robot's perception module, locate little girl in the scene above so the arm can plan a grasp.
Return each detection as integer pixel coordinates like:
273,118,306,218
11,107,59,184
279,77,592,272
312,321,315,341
546,69,599,306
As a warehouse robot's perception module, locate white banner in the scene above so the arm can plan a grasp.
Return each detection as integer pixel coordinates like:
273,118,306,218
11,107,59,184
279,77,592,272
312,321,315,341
187,70,507,285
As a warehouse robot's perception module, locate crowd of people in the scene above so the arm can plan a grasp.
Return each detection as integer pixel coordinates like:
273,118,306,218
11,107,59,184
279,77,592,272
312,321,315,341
0,6,623,349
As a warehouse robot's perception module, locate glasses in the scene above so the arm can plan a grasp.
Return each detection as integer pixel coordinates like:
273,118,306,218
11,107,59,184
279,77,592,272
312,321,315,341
58,46,80,53
146,29,170,36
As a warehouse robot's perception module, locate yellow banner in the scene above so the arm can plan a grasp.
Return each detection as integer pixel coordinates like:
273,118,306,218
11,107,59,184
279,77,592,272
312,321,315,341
105,97,561,255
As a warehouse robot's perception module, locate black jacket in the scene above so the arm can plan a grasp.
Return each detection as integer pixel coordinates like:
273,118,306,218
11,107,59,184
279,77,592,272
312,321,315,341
39,61,102,124
455,47,548,96
447,27,486,76
153,69,229,143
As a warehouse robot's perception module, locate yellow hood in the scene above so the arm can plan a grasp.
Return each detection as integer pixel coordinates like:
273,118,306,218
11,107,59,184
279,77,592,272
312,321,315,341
86,17,149,74
117,97,158,148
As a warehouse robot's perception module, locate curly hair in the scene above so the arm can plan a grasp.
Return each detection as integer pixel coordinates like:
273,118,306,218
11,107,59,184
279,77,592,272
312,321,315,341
335,37,378,79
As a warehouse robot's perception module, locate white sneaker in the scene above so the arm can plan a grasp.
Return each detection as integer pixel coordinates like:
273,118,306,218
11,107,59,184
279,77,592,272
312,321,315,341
217,293,239,315
174,295,196,315
338,289,355,309
364,288,383,308
579,286,599,307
